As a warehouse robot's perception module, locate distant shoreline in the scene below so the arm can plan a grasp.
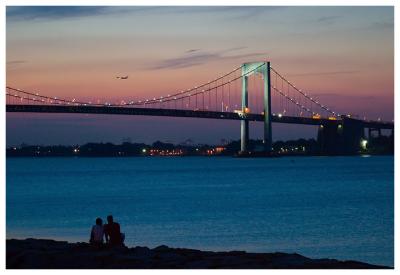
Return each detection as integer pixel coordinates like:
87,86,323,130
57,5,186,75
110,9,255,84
6,153,394,158
6,136,394,157
6,238,391,269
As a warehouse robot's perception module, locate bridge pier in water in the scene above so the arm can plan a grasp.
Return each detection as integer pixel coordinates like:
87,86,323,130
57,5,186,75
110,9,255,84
240,61,272,154
318,117,365,155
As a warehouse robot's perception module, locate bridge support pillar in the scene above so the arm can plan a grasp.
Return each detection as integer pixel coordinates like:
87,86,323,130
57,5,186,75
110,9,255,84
317,123,343,155
263,62,272,153
241,120,249,152
240,75,249,152
342,118,365,154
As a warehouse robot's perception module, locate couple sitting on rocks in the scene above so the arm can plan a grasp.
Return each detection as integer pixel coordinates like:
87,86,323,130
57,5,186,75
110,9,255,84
89,215,125,247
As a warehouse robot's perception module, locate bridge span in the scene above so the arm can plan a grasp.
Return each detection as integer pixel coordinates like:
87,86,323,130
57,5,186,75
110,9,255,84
6,104,342,126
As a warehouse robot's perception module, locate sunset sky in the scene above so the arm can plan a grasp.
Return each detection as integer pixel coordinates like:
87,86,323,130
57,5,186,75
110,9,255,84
6,6,394,145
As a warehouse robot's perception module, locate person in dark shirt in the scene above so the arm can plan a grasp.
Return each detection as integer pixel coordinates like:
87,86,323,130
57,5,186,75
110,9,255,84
104,215,123,246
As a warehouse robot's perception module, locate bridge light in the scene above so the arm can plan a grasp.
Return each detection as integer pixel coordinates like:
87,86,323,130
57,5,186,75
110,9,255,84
360,139,368,150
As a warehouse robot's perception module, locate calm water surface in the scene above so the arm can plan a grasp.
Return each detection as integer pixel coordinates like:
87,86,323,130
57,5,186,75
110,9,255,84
7,156,394,266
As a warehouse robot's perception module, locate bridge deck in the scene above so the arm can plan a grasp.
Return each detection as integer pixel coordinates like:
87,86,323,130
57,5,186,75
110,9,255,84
6,104,393,129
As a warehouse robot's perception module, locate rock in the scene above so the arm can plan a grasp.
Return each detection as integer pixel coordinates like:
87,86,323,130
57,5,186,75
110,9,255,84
153,245,170,251
6,239,391,269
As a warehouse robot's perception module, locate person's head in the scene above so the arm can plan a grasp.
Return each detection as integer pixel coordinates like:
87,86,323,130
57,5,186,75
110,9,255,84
107,215,113,224
96,217,103,226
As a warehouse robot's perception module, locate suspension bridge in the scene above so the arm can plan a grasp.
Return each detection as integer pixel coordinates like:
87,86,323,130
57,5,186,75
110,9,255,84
6,61,393,155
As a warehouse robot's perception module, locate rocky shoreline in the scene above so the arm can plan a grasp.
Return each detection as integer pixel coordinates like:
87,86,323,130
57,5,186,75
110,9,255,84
6,238,390,269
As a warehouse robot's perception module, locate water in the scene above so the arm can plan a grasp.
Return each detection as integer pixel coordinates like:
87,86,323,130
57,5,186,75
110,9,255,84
6,156,393,267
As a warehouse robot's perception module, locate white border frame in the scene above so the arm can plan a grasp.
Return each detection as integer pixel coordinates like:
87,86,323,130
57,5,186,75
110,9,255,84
1,1,397,273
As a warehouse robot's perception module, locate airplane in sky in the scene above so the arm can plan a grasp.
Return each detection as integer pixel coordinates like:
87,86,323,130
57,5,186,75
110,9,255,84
116,76,128,80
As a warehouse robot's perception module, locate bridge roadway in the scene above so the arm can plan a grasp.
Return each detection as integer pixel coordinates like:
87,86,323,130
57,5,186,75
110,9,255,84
6,104,394,129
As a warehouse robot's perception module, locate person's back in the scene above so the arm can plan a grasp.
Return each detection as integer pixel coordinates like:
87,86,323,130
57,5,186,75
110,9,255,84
90,218,104,245
104,215,122,246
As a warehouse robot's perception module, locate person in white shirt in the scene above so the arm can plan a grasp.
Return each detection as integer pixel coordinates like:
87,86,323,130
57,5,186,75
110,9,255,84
90,217,104,246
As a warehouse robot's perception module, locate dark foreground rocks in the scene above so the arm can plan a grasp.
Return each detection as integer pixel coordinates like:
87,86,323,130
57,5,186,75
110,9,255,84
6,238,390,269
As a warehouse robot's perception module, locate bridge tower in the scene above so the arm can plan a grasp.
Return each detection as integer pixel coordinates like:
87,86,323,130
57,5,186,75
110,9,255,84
240,61,272,153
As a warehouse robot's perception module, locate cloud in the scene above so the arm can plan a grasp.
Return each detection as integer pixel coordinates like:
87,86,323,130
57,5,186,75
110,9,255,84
316,15,341,24
6,6,154,21
150,47,266,70
286,70,359,77
311,93,375,99
7,6,106,20
7,60,27,65
7,60,28,70
151,52,219,70
221,6,287,20
370,21,394,30
221,46,248,53
6,6,286,22
186,49,200,53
